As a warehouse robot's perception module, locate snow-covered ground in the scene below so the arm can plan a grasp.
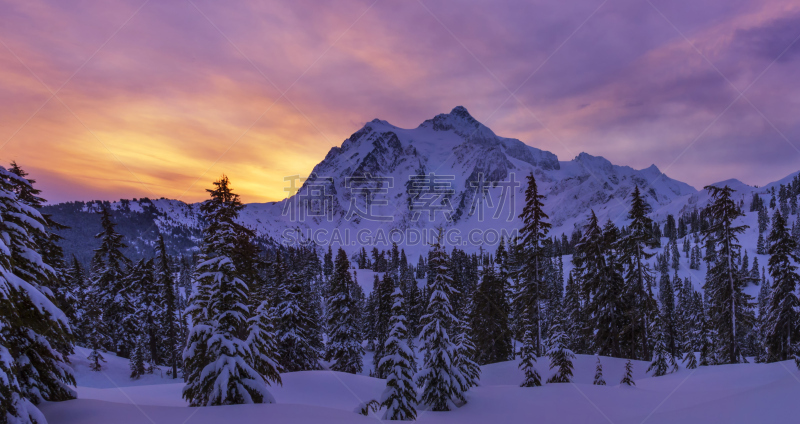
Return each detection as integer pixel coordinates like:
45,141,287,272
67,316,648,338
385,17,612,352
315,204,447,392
41,346,800,423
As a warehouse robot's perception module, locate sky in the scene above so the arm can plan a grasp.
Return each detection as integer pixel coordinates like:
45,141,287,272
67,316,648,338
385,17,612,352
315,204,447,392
1,0,800,204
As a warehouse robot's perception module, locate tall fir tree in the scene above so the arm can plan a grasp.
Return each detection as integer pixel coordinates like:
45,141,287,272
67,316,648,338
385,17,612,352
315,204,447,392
514,173,551,357
470,264,512,364
275,254,321,372
372,274,394,378
0,165,76,421
90,207,131,355
702,185,754,364
126,259,157,379
155,234,180,378
325,248,364,374
545,303,575,384
648,313,678,377
617,186,657,360
379,284,417,421
182,176,277,406
763,211,800,362
454,297,481,391
416,234,464,411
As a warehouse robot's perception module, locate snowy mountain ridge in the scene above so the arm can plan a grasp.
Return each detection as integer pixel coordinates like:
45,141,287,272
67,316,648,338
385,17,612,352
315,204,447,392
43,106,795,258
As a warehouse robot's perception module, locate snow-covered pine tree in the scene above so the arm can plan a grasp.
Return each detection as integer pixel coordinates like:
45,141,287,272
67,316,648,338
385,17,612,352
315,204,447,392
129,333,152,379
183,176,275,406
698,295,713,366
617,186,658,360
671,239,680,270
657,268,677,357
65,256,86,339
379,284,418,421
580,215,625,357
454,297,480,391
750,256,760,280
702,185,754,364
0,165,76,420
155,234,180,378
238,236,282,390
401,259,422,340
417,233,463,411
683,333,699,370
1,166,76,408
593,355,606,385
325,248,364,374
364,274,379,352
514,172,551,357
763,211,800,362
620,359,635,386
276,253,321,372
372,273,394,378
470,263,512,364
682,282,701,369
9,162,74,358
323,246,334,281
90,207,131,356
648,313,678,377
563,272,586,354
126,259,157,378
754,273,771,363
519,318,543,387
545,303,575,384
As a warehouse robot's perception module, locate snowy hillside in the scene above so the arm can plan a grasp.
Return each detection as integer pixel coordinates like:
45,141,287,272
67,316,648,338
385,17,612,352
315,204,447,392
42,346,800,424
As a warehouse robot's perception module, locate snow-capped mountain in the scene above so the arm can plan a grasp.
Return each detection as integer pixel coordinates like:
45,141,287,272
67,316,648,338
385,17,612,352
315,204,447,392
42,106,789,261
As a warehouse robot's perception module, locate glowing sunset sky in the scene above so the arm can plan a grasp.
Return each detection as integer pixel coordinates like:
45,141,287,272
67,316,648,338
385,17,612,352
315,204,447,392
2,0,800,203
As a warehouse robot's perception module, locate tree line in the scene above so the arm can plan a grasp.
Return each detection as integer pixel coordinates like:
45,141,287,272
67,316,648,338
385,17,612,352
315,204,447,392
4,166,800,422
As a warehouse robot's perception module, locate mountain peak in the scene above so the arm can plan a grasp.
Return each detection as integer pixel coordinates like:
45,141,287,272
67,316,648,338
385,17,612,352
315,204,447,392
449,105,472,118
419,105,489,138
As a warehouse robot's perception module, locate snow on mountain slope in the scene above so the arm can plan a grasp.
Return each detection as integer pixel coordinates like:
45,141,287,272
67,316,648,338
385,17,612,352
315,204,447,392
44,106,800,261
43,346,800,424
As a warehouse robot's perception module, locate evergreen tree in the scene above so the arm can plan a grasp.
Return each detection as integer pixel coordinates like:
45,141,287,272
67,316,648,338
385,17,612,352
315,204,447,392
671,239,680,270
648,314,678,377
657,269,677,356
276,255,321,372
617,186,657,360
126,259,158,377
182,176,277,406
155,234,180,378
702,185,754,364
243,246,281,390
66,256,87,340
763,211,800,362
0,165,76,420
514,173,551,357
416,234,464,411
129,333,152,379
379,284,417,421
758,206,769,234
470,265,512,364
454,299,480,392
90,207,131,355
325,248,364,374
593,356,606,385
545,304,575,384
323,246,334,279
518,321,542,387
372,274,394,378
620,359,635,386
